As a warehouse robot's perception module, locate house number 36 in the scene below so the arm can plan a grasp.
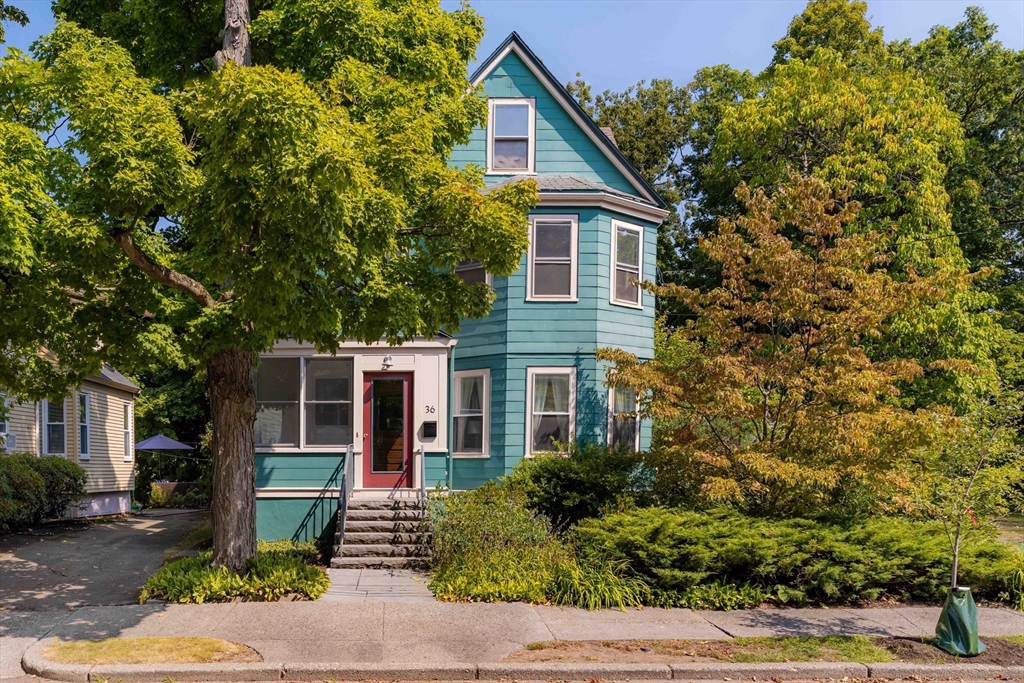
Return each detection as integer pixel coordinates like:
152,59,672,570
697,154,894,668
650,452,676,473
425,406,435,414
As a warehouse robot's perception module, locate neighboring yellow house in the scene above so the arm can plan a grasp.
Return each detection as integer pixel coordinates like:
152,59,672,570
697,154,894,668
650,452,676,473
1,364,140,517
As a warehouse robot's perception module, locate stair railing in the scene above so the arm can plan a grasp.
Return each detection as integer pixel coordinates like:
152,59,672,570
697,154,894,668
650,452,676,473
338,443,354,551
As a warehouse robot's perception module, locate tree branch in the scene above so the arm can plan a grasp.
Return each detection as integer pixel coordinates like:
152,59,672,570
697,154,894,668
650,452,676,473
110,230,216,308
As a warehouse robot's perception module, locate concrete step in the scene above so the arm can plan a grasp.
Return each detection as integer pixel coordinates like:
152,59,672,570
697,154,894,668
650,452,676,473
342,520,426,533
348,499,426,511
340,543,428,558
342,532,428,545
330,556,429,570
345,508,426,522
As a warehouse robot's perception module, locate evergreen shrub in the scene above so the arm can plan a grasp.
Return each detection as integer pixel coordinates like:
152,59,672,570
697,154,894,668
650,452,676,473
573,508,1021,606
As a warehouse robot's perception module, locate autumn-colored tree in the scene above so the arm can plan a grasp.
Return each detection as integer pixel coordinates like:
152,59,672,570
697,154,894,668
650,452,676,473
600,174,958,515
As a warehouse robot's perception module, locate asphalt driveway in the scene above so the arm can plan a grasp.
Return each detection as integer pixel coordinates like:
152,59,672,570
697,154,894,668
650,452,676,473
0,509,206,612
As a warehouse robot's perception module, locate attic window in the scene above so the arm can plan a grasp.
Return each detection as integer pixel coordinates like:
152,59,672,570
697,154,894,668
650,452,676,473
488,99,535,173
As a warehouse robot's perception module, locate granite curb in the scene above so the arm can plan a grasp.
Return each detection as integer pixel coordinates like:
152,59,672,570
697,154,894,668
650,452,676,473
22,641,1024,682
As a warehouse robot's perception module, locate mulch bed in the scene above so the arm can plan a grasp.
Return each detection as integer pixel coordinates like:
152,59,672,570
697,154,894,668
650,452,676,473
880,636,1024,666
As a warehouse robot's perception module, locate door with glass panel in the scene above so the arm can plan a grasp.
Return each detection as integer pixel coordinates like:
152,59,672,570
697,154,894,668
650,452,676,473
362,373,413,488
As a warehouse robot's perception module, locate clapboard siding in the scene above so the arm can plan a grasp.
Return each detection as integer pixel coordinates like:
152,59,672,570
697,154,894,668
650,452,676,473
5,398,38,453
256,452,345,488
449,52,638,195
77,381,136,494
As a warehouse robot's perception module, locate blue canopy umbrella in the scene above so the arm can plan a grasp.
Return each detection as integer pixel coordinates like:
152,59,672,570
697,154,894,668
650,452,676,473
135,434,194,450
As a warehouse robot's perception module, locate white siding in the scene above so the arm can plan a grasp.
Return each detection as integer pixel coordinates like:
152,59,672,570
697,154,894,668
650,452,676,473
75,380,135,495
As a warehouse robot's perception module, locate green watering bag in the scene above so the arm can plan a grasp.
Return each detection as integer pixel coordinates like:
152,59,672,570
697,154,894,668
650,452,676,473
935,587,986,656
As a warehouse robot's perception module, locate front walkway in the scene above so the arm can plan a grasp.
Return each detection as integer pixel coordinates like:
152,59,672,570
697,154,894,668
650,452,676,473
323,569,435,602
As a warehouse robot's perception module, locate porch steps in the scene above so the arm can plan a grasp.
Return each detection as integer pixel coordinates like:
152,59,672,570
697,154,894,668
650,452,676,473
330,498,430,570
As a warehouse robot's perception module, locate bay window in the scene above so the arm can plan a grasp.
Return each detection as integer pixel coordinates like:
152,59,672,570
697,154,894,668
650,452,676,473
611,221,643,306
454,369,489,456
608,387,639,451
527,367,575,454
528,216,578,301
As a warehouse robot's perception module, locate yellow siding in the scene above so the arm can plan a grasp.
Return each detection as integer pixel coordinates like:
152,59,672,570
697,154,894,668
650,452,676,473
5,398,39,454
75,381,136,494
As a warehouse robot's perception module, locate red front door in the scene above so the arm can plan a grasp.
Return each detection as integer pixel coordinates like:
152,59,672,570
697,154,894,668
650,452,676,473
362,373,413,488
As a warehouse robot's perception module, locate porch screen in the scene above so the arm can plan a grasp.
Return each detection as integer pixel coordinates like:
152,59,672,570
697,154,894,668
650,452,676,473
255,358,300,447
305,359,354,445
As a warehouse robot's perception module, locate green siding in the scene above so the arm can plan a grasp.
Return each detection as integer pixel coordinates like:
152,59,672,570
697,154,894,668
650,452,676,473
449,52,639,196
424,451,449,489
256,453,345,488
256,497,338,543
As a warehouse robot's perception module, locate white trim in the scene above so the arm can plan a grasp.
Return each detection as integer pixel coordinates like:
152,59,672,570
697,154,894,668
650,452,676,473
453,368,490,458
0,394,7,438
42,398,67,456
255,487,341,499
525,366,576,456
527,215,578,302
536,192,670,223
607,387,641,452
257,356,356,451
77,392,90,460
471,42,659,205
455,260,493,287
610,219,644,309
271,338,456,352
123,402,133,462
487,98,536,175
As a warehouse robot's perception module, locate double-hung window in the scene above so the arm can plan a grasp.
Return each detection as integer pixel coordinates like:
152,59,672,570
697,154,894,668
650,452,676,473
123,403,133,461
454,369,489,457
488,99,535,173
611,221,643,307
455,260,490,286
44,398,66,455
78,393,90,460
527,367,576,455
608,387,640,451
0,394,7,443
255,357,355,448
528,216,578,301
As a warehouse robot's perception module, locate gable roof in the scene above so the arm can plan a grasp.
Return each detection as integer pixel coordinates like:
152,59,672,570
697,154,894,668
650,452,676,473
470,32,668,210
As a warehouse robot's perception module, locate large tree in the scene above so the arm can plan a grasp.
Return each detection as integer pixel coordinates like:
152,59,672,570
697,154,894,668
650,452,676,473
0,0,536,570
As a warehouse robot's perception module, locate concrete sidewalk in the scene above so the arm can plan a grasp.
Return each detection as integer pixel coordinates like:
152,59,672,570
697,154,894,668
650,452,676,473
3,600,1022,677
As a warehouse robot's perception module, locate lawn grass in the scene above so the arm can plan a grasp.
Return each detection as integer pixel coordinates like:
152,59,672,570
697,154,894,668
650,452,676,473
162,516,213,562
1004,635,1024,647
43,637,260,664
729,636,893,663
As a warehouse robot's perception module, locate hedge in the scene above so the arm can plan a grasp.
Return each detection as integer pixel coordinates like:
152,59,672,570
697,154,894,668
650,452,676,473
0,453,88,532
573,508,1024,607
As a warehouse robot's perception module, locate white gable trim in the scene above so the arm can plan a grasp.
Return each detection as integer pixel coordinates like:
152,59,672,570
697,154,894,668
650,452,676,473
472,42,661,207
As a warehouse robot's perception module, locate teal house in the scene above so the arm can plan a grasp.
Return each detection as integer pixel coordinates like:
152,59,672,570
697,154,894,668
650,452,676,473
253,33,668,552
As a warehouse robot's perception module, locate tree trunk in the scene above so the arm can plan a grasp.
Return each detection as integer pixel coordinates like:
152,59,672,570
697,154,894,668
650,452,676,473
214,0,251,69
207,346,257,572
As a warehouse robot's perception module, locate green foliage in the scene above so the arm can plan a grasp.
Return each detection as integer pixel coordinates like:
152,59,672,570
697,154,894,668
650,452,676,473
0,453,87,531
139,541,328,603
0,1,28,43
150,485,211,510
0,453,47,531
651,581,768,610
771,0,885,65
505,441,648,530
574,508,1022,606
428,482,647,609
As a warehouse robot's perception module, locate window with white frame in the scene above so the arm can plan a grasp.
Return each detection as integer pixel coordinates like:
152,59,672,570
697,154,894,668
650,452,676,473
608,387,639,451
454,369,489,456
0,394,7,440
255,357,354,448
123,403,133,461
78,393,90,460
304,359,354,446
527,368,575,454
488,99,535,173
44,398,66,455
528,216,578,300
611,221,643,306
455,260,490,286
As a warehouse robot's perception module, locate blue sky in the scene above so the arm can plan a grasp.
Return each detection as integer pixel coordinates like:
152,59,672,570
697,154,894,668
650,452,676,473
4,0,1022,93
